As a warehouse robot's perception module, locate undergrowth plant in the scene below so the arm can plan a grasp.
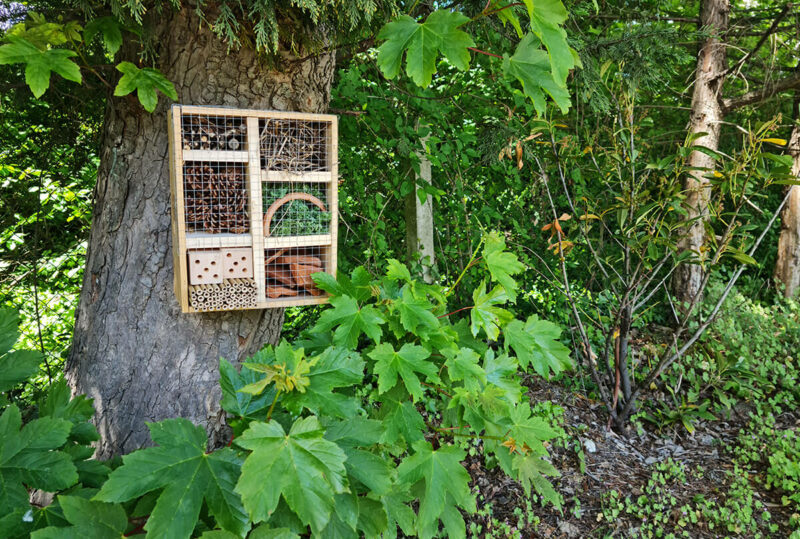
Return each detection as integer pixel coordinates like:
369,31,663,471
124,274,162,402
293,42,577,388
0,231,572,538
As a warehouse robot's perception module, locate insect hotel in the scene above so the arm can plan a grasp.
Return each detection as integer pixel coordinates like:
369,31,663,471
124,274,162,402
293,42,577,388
168,104,338,312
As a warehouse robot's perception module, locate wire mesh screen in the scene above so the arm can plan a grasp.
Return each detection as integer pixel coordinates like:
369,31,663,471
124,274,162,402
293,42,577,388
183,162,249,234
260,119,329,171
181,114,247,151
262,182,330,237
265,246,327,299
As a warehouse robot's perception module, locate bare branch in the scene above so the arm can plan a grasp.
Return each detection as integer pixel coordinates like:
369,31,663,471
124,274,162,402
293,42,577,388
721,72,800,112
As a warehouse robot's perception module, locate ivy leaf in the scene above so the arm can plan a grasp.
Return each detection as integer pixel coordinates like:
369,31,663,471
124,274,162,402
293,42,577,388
283,347,364,418
95,418,249,539
483,232,525,302
397,441,476,539
235,416,347,535
113,61,177,112
502,33,570,114
31,496,127,539
377,10,475,87
314,295,384,349
503,315,572,378
83,17,123,55
0,36,81,98
369,343,439,401
470,281,513,341
219,358,273,420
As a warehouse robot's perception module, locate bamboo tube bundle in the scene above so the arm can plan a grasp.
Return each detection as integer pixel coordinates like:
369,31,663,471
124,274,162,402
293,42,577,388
189,278,257,311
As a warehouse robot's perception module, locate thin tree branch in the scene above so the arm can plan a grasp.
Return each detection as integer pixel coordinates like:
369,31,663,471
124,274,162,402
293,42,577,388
721,72,800,112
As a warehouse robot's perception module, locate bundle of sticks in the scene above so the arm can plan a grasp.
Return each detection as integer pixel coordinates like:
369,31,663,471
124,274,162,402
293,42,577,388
265,248,324,298
182,116,245,151
184,165,249,234
189,278,258,311
260,119,328,172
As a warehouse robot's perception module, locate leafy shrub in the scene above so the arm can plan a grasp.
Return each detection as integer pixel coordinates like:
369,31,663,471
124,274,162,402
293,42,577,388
0,233,573,538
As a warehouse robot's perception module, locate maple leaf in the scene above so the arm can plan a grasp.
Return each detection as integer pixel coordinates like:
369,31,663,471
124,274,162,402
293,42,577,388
378,390,426,445
95,418,249,538
502,33,570,114
313,295,385,349
113,61,177,112
240,341,316,395
483,232,525,302
377,10,475,87
395,286,440,335
470,281,513,341
31,496,127,539
219,358,273,420
503,315,572,378
0,36,81,98
234,416,347,535
522,0,575,85
483,350,523,403
282,346,365,418
512,453,561,508
397,441,476,539
0,405,76,523
443,347,486,392
369,342,439,401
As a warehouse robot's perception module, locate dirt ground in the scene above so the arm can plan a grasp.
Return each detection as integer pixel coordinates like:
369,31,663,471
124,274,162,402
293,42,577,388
465,379,799,538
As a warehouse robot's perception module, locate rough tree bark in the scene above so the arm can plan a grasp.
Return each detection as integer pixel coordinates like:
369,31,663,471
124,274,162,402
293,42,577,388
673,0,729,306
66,6,335,458
774,116,800,297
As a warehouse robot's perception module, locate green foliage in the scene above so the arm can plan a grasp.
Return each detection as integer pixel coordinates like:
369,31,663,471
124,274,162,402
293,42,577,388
0,37,81,98
376,1,577,113
0,238,571,538
377,11,474,87
0,309,42,392
96,418,249,538
263,184,331,236
113,62,178,113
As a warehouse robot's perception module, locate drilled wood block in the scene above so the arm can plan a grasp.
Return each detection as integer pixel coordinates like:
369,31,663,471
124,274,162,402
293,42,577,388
222,247,253,278
188,250,223,285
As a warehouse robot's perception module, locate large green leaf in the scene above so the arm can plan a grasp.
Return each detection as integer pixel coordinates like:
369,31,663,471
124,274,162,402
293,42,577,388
503,315,572,378
377,10,475,87
470,281,513,341
502,33,570,114
95,418,248,539
397,441,476,539
313,295,384,349
31,496,127,539
83,17,123,55
219,358,273,420
0,405,76,516
522,0,574,84
369,342,439,401
378,391,425,445
0,308,21,355
512,453,561,507
395,286,440,335
0,36,81,97
0,350,41,393
443,348,486,392
283,347,364,418
235,416,347,535
113,61,177,112
483,232,525,302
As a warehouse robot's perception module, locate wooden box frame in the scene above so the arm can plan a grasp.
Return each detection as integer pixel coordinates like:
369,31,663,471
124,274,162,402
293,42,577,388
168,104,338,313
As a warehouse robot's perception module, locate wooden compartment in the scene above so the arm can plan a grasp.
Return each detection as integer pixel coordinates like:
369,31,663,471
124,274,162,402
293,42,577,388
169,104,338,313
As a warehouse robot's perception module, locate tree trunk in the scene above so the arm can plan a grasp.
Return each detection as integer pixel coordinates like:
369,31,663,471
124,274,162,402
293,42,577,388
673,0,729,306
405,126,436,283
66,7,335,458
774,122,800,297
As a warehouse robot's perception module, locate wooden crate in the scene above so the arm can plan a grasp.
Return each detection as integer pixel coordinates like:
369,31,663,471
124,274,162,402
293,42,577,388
168,104,338,313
